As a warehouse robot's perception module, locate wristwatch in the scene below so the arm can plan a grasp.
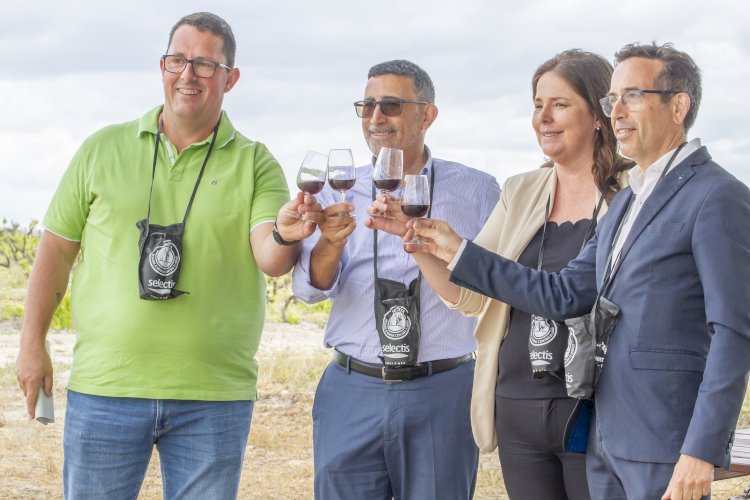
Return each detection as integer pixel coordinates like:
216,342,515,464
272,221,300,246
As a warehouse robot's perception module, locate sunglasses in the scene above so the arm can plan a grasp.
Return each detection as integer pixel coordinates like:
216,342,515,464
353,98,428,118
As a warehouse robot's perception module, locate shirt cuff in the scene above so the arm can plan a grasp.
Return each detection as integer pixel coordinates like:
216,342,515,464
447,239,468,271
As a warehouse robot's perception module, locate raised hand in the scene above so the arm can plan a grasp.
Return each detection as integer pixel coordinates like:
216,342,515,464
276,192,324,241
320,202,357,247
402,218,463,263
365,194,410,236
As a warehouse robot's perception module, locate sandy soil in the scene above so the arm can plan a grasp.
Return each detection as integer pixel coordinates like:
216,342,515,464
1,322,748,499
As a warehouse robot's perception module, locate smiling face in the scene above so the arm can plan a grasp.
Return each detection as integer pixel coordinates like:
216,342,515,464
160,25,239,133
532,71,598,169
361,74,436,173
609,57,686,168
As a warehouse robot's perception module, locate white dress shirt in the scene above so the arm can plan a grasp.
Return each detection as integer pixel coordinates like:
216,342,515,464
609,138,702,266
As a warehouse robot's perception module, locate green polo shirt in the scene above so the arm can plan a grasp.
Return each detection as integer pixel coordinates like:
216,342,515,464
44,106,289,400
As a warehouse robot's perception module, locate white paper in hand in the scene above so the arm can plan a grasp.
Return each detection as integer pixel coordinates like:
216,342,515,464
34,340,54,425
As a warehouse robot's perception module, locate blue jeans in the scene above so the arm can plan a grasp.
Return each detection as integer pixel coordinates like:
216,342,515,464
63,390,253,500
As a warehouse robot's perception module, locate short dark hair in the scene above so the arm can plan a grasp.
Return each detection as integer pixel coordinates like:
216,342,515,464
167,12,236,68
532,49,633,200
614,42,702,131
368,60,435,104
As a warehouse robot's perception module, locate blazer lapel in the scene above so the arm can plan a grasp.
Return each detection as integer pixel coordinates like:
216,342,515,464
614,149,709,267
592,189,631,287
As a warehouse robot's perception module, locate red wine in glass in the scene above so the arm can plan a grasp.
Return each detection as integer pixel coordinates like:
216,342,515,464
328,179,356,191
297,180,325,194
373,179,401,191
328,149,356,218
402,174,430,246
373,147,403,218
291,150,328,220
401,204,429,218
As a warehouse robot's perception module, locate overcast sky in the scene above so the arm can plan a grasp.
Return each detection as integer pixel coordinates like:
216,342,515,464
1,0,748,225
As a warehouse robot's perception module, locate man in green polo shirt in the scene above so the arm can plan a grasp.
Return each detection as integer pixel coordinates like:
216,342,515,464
15,12,320,499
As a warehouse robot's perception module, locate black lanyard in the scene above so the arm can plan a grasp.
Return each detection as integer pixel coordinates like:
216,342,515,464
536,186,607,272
599,142,686,295
144,117,221,227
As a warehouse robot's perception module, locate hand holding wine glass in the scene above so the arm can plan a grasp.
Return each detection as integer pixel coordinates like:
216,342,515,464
372,147,403,218
401,174,430,246
290,150,328,221
402,217,464,262
328,149,356,218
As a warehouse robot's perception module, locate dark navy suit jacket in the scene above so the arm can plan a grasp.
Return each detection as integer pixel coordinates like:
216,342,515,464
451,147,750,466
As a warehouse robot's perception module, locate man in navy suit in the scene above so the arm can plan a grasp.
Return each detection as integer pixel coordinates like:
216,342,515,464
407,42,750,499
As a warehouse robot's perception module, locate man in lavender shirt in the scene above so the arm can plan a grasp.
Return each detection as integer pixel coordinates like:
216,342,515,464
293,60,499,499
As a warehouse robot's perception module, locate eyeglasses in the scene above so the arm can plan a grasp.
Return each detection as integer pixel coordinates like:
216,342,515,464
162,54,231,78
599,89,681,117
353,98,428,118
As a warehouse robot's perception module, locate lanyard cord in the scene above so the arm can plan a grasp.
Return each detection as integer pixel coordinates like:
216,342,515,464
598,141,687,297
145,117,221,226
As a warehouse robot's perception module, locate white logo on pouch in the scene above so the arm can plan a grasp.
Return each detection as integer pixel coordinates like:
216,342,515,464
595,341,608,366
149,239,180,276
382,344,410,359
382,306,411,340
529,315,557,346
564,328,578,367
530,350,552,367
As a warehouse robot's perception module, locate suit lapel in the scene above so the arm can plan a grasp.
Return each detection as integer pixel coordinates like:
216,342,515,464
595,190,632,284
614,148,710,268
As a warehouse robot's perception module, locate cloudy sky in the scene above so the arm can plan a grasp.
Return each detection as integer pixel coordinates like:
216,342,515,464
1,0,747,225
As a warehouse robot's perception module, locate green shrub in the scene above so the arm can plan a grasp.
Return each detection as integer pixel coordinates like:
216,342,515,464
51,291,73,330
265,273,330,327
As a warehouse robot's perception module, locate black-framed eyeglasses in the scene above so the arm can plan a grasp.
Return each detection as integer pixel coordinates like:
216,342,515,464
599,89,681,117
353,98,428,118
162,54,232,78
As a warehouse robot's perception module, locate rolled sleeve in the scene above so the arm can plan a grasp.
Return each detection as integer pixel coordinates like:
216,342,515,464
292,235,349,303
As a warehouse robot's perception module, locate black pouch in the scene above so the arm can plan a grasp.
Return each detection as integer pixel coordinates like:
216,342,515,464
136,219,187,300
529,315,567,379
135,118,219,301
370,165,434,367
528,193,604,381
563,296,619,399
374,275,421,366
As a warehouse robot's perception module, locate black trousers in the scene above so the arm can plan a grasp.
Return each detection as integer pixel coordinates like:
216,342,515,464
495,396,591,500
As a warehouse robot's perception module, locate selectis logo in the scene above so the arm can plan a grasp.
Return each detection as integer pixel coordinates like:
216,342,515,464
149,239,180,276
530,350,553,367
564,328,578,367
529,315,557,346
382,306,411,340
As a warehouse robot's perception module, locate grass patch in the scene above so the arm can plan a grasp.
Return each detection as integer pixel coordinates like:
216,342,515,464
257,349,330,395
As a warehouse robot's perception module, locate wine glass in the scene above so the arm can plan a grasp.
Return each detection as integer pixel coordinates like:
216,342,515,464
327,149,356,218
291,150,328,220
372,147,403,218
401,174,430,246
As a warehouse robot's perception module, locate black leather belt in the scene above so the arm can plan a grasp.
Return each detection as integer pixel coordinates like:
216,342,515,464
333,349,473,382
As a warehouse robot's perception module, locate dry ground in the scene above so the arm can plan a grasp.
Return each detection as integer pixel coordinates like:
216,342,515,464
0,320,747,499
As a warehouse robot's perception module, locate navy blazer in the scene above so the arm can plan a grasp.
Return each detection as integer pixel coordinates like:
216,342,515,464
451,147,750,466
